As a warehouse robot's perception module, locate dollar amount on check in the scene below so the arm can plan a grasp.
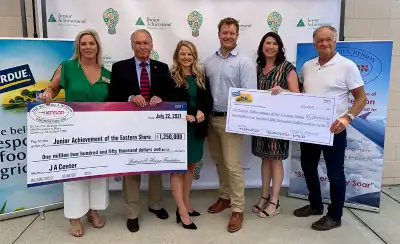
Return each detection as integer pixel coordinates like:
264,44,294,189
226,88,336,146
26,102,187,187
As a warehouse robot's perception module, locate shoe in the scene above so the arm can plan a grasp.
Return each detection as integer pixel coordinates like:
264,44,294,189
252,195,270,213
311,215,341,231
127,218,139,233
176,207,197,230
148,208,169,220
227,212,243,233
207,198,231,214
257,199,280,218
188,210,201,217
293,205,323,217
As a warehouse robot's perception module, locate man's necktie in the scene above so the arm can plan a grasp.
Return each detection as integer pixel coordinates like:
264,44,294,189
140,62,150,100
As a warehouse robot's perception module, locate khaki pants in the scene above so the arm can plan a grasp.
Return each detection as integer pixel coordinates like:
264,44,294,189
122,174,164,219
207,116,245,212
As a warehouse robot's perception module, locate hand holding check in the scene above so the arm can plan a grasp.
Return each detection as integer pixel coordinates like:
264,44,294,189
130,95,162,107
39,89,54,104
150,96,162,106
270,85,289,95
330,116,350,134
131,95,146,107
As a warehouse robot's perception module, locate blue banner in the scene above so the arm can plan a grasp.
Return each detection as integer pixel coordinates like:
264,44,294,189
288,41,393,211
0,39,73,218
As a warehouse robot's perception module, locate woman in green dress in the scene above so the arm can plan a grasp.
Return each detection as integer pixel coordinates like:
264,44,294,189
39,29,110,237
167,40,213,230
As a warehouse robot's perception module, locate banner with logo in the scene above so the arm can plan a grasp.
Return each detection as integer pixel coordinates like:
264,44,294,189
37,0,342,190
0,38,74,220
288,41,393,212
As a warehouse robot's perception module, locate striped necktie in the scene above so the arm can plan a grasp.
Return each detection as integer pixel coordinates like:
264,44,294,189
139,62,150,100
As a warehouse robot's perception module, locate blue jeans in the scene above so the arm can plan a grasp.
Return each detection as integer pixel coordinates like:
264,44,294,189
300,130,347,220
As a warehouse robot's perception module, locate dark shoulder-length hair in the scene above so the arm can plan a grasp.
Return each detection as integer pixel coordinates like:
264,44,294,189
256,32,286,68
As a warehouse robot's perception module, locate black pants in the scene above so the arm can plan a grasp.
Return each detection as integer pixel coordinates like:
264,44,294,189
300,130,347,220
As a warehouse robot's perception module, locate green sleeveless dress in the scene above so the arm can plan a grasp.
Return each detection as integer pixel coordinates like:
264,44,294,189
51,59,111,102
187,75,204,163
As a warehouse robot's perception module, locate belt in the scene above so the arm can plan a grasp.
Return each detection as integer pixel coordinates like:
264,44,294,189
211,111,227,117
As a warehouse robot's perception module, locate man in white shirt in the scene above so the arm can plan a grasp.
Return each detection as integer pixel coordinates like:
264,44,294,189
293,25,367,231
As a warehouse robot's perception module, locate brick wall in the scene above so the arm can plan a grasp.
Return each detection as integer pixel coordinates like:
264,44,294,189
1,0,399,184
345,0,400,185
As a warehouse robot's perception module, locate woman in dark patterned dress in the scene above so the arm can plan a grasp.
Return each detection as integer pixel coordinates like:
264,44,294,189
251,32,301,218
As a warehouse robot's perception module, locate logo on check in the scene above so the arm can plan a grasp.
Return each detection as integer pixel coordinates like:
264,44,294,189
29,103,74,123
232,91,252,103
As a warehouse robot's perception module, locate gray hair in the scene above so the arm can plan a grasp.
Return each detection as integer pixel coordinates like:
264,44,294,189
130,29,153,43
313,25,337,43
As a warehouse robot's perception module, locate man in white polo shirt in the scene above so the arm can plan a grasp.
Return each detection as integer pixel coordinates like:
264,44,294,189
293,25,367,231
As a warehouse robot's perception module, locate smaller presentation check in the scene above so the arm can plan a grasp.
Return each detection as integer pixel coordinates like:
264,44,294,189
26,102,187,187
226,88,337,146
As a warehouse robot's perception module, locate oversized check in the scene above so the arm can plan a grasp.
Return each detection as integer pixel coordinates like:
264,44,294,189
226,88,336,146
26,102,187,187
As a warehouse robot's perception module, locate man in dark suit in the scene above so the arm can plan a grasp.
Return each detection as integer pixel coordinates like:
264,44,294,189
108,29,170,233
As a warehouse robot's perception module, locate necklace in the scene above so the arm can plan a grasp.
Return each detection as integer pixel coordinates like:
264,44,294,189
81,65,89,73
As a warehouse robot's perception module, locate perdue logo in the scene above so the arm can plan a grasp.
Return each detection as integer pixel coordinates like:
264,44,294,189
231,90,253,103
29,103,74,123
0,64,36,94
231,91,241,97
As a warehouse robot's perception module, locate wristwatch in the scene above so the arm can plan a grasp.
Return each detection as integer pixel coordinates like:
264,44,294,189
346,113,355,121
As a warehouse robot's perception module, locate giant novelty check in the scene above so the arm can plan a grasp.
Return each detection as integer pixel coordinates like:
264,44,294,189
226,88,337,145
26,102,187,187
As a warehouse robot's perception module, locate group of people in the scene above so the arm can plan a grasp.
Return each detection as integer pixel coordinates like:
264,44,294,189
39,17,367,237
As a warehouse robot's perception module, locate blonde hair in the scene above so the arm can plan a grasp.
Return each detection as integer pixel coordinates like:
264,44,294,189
171,40,205,89
71,29,103,66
